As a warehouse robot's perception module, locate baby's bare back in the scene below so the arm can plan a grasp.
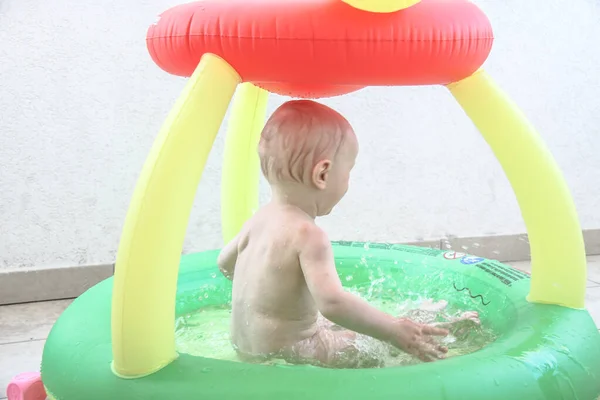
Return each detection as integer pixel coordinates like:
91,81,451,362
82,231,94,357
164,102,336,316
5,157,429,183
231,205,319,357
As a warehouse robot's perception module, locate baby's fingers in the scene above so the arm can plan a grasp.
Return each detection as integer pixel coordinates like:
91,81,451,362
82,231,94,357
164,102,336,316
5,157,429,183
417,344,447,362
421,325,449,337
437,344,448,354
417,353,434,362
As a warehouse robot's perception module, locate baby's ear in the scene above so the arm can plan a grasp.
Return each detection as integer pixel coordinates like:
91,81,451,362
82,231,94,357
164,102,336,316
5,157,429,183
312,159,332,190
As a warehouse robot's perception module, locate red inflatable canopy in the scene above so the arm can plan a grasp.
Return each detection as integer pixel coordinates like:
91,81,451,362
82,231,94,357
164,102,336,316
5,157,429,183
147,0,493,98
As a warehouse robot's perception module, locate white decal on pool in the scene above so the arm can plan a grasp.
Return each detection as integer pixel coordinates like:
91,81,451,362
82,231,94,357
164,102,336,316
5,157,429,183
443,251,466,260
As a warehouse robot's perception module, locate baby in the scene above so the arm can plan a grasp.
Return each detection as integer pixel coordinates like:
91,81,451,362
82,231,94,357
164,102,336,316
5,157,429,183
217,100,478,368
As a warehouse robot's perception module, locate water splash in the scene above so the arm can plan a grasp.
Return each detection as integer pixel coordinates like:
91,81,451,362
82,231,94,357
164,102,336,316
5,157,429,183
176,272,497,368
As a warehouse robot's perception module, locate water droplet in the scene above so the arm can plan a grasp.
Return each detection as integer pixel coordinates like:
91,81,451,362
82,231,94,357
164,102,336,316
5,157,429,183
461,245,468,250
203,293,209,298
346,275,354,281
210,273,217,278
444,243,452,249
364,243,370,251
472,242,481,248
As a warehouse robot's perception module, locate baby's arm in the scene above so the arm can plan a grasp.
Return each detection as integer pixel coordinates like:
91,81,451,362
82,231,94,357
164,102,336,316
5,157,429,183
298,226,398,341
217,234,240,280
298,224,449,362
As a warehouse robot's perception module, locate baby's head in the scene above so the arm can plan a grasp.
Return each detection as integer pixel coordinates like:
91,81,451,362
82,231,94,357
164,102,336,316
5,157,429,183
259,100,358,216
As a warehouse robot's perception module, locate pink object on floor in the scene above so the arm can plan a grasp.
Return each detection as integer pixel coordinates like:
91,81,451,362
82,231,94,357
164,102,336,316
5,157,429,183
6,372,46,400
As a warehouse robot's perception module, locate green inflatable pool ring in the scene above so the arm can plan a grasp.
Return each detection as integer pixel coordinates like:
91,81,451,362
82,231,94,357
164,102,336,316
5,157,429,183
41,242,600,400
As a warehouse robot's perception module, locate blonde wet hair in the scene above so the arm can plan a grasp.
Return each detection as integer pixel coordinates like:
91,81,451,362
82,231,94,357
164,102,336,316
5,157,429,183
258,100,353,185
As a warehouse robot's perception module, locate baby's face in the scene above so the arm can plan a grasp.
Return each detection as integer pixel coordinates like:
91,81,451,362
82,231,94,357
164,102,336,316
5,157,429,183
318,134,358,215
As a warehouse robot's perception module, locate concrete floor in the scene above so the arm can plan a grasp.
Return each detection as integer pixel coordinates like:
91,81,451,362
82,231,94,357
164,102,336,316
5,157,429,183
1,256,600,399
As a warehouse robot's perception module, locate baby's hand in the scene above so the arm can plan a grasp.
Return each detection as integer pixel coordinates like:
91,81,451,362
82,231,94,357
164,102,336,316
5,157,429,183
433,311,481,339
389,318,449,362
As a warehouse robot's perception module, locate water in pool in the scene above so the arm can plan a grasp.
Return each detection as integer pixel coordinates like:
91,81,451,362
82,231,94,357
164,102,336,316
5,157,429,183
175,291,497,368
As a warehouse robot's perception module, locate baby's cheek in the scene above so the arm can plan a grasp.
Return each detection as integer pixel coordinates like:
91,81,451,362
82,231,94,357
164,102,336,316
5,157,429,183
345,174,352,189
341,180,350,196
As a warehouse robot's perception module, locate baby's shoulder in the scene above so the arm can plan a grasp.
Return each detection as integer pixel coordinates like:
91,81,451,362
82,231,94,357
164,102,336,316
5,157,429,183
294,220,329,249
